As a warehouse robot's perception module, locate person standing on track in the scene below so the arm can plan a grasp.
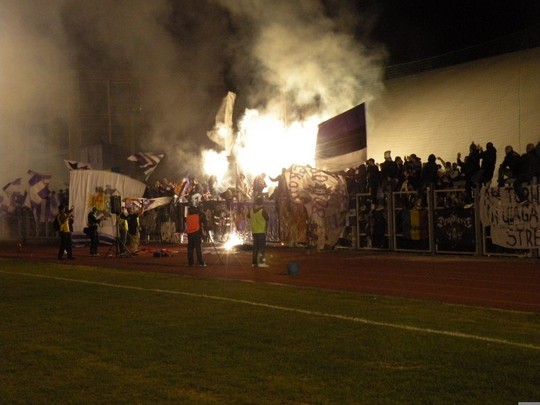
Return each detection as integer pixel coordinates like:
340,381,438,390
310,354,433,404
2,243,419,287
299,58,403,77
56,205,75,260
248,195,269,268
185,205,207,267
87,206,103,257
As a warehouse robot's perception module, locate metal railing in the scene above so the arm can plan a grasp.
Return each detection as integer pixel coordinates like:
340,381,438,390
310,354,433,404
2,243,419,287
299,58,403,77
354,188,536,257
2,191,537,258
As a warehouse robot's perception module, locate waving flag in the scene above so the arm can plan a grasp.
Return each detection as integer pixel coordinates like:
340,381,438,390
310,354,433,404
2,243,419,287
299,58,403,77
127,152,164,180
2,177,25,198
124,196,173,212
2,177,26,213
64,160,92,171
207,91,236,154
1,171,53,221
25,170,53,222
316,103,367,171
25,170,51,207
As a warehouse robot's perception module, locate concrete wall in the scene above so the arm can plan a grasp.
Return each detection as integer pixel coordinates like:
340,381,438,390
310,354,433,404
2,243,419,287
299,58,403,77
367,47,540,167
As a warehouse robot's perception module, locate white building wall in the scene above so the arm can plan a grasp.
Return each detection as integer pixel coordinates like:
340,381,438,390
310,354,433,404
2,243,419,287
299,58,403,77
367,47,540,167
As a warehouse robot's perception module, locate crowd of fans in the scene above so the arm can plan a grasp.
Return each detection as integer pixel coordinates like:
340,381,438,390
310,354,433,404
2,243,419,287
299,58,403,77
143,172,263,205
342,141,540,209
12,139,536,229
139,139,540,214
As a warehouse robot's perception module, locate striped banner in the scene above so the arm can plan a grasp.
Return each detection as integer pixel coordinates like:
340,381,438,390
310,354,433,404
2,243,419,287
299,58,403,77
402,208,429,240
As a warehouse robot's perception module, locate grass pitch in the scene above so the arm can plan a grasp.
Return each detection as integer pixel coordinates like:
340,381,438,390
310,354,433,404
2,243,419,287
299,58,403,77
1,259,539,404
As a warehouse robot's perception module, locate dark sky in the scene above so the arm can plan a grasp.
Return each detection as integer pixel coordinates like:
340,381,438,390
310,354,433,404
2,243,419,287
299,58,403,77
367,0,540,65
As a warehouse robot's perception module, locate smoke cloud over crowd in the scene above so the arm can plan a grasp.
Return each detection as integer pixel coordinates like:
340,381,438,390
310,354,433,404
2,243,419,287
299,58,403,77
0,0,385,188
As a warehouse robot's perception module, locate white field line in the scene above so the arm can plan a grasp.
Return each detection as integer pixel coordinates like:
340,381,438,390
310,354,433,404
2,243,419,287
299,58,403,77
3,270,540,351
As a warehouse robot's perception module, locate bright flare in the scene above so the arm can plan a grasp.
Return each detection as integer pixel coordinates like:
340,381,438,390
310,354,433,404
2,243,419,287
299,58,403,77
201,150,229,183
202,108,326,186
234,109,319,177
224,232,244,251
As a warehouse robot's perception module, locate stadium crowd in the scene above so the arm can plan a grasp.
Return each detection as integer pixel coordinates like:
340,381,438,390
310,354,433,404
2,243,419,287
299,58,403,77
342,141,540,209
122,140,540,221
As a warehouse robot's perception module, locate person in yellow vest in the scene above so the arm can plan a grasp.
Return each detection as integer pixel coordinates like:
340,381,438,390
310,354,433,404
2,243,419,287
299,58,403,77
56,204,75,260
248,196,269,268
185,205,207,267
118,206,130,257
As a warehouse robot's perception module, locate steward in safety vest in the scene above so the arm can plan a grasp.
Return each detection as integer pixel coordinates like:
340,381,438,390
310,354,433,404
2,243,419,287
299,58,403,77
118,207,130,256
248,196,269,268
185,205,207,267
185,206,205,235
56,204,74,260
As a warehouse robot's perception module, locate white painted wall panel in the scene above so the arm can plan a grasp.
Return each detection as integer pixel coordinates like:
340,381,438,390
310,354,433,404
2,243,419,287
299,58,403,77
367,48,540,167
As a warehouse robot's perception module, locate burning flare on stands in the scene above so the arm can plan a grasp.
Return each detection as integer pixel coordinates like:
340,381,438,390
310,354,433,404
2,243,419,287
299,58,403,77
204,91,323,183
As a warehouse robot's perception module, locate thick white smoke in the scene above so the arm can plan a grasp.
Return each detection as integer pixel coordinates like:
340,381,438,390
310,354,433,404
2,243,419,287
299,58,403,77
0,0,72,187
215,0,385,117
0,0,385,188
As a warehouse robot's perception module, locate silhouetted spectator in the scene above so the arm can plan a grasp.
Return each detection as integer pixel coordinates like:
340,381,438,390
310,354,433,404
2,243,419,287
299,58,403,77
497,145,521,186
513,143,540,204
380,150,400,194
366,158,381,205
458,142,481,207
418,154,438,200
355,163,367,193
404,154,422,190
478,142,497,186
394,156,406,190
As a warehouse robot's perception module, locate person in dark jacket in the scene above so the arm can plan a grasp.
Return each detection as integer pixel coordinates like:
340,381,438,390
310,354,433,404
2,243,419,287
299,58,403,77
513,143,540,204
478,142,497,186
380,150,400,194
497,145,521,186
366,158,381,205
458,142,481,207
87,207,103,256
417,154,439,203
127,205,144,253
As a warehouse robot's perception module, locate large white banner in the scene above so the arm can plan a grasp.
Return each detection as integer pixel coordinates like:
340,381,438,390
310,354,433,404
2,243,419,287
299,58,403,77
480,185,540,249
285,165,349,250
69,170,146,241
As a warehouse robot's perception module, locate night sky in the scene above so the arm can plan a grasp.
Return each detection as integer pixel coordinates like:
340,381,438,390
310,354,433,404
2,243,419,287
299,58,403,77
367,0,540,65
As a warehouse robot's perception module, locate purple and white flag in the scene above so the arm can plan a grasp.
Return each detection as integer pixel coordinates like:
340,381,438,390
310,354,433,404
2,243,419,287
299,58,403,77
1,171,53,221
25,170,52,222
25,170,51,208
2,177,26,213
127,152,165,179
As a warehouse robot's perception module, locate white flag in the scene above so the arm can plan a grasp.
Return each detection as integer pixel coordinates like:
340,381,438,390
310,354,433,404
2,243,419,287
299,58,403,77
207,91,236,154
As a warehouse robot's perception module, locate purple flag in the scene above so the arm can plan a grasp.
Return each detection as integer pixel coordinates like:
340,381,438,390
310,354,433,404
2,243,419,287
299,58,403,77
127,152,165,180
